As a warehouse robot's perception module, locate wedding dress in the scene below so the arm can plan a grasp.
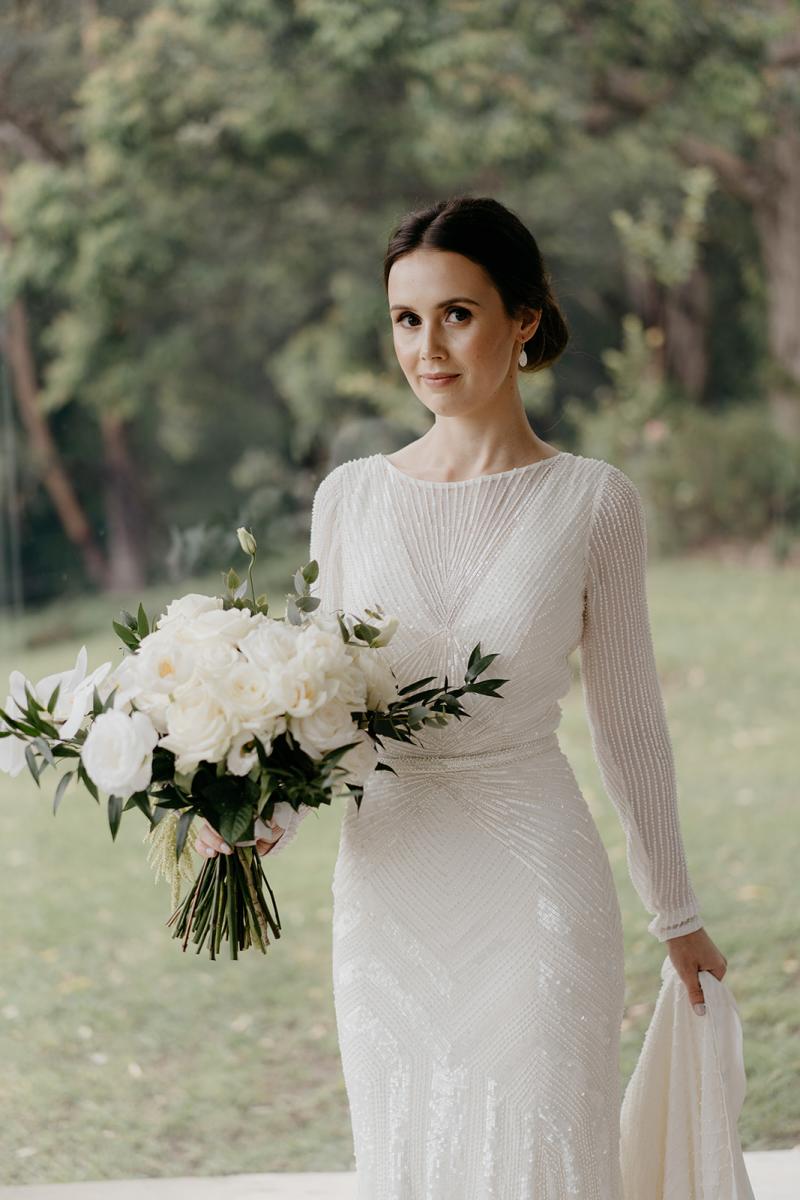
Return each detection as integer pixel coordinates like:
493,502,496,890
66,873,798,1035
271,450,707,1198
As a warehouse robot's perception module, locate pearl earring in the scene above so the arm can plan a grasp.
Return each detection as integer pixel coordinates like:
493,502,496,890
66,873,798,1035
518,346,527,367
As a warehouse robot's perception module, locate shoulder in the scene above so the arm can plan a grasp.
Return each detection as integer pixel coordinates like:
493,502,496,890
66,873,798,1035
584,459,645,523
310,455,376,520
312,454,379,497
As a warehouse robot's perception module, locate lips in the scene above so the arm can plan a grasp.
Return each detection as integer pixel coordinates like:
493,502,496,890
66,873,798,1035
422,373,460,383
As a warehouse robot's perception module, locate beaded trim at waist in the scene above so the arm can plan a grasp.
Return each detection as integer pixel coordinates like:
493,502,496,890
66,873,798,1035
375,732,560,772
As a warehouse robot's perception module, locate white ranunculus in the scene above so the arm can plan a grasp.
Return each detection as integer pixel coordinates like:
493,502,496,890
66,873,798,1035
239,618,300,672
291,696,359,759
159,681,233,773
80,709,158,799
218,661,283,733
226,729,271,777
350,645,400,711
155,593,223,629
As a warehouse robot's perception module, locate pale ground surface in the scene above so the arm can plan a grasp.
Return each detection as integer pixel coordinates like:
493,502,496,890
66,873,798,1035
1,1151,799,1200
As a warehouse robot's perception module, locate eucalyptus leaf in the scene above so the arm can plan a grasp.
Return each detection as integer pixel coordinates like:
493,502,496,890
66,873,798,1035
108,794,124,840
53,770,75,815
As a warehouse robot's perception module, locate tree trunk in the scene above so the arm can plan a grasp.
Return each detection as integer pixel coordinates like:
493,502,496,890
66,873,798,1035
663,262,710,402
752,112,800,440
99,410,148,592
1,297,109,589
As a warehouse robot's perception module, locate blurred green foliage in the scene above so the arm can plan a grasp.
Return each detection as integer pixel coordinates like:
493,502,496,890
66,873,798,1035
0,0,798,604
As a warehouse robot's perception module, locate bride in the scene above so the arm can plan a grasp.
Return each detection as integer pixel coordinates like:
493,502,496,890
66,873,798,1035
198,194,729,1198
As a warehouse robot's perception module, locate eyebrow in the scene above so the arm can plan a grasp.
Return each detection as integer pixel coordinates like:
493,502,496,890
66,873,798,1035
389,296,482,312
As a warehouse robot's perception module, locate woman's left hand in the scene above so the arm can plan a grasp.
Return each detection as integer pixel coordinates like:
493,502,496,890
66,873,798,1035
666,926,728,1015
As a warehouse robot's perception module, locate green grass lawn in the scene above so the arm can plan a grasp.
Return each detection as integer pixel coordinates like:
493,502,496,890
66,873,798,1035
0,554,797,1183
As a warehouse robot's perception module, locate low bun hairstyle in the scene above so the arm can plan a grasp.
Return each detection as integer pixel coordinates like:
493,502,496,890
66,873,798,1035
383,196,569,374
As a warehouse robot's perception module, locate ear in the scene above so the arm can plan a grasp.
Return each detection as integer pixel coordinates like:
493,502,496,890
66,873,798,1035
518,306,542,342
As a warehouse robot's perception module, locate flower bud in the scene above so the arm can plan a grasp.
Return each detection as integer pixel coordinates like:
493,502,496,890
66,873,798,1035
237,526,257,557
372,615,399,647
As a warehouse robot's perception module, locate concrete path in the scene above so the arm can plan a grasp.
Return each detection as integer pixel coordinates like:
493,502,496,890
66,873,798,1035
1,1150,798,1199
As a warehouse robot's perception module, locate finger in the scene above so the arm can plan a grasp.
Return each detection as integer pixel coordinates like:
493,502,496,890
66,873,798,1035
196,825,232,856
686,972,706,1014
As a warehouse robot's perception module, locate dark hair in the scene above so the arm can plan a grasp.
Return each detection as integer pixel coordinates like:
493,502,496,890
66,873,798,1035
383,196,569,374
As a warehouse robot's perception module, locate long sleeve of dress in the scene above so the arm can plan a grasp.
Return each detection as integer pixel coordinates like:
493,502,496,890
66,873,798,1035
263,464,344,857
580,465,704,942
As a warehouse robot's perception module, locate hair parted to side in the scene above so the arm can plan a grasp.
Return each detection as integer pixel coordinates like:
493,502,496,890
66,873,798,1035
383,196,569,374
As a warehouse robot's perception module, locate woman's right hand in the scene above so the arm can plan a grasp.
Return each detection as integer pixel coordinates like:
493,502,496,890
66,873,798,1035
194,817,285,859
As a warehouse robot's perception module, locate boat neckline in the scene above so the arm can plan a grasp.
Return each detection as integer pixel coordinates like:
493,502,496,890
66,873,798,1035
377,450,570,486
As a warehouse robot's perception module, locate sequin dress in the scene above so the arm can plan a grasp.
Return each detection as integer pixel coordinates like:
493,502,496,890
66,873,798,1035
272,450,704,1199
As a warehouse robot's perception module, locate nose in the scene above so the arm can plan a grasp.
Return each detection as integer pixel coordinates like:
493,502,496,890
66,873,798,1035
419,325,445,362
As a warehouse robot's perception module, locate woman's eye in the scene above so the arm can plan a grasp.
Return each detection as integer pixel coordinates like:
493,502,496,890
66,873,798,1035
395,306,471,327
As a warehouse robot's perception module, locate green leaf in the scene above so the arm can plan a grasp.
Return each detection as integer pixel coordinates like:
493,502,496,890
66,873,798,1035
226,567,241,591
175,808,195,859
250,734,271,769
112,620,140,650
119,609,139,631
53,770,75,815
303,559,319,583
46,680,62,713
24,745,41,787
136,602,150,639
108,794,123,840
218,804,252,846
78,761,99,802
32,737,56,768
24,682,45,714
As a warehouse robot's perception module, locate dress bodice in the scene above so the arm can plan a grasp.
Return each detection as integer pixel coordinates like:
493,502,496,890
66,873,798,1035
275,450,704,944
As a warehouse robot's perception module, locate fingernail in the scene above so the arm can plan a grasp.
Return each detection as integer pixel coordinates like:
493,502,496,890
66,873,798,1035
694,1002,706,1015
221,843,231,853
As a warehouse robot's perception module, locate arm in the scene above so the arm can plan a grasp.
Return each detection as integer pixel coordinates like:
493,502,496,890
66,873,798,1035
264,465,344,856
580,465,703,941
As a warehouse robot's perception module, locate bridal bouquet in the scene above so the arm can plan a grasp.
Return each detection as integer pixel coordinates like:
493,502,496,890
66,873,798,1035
0,527,507,960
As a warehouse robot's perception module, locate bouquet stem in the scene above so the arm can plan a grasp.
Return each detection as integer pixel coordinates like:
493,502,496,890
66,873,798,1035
164,845,282,960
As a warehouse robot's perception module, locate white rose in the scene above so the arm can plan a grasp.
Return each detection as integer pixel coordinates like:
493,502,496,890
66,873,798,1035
291,696,359,759
349,645,399,711
80,709,158,799
294,622,352,679
171,605,257,647
279,665,343,721
155,593,223,629
188,639,241,680
226,729,272,777
239,619,300,672
159,680,233,773
132,632,195,696
218,661,285,733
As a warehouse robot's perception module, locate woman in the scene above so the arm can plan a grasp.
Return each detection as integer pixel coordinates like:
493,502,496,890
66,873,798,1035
198,196,728,1198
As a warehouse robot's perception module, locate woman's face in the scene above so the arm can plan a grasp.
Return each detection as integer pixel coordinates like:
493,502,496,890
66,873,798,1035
387,247,540,417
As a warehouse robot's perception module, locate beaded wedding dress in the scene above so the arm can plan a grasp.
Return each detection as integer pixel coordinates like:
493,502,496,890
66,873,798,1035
271,450,704,1199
